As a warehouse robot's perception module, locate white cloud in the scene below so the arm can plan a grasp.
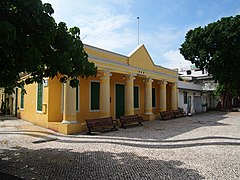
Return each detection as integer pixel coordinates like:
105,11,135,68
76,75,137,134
73,8,130,34
42,0,136,53
161,50,192,69
137,27,189,69
71,6,136,52
41,0,191,69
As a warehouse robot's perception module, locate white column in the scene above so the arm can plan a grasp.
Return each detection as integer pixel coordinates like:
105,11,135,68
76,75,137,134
125,74,135,115
159,80,167,112
99,71,111,117
144,78,153,115
171,82,178,110
62,80,78,124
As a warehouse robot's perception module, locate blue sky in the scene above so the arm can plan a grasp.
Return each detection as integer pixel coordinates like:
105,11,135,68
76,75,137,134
42,0,240,69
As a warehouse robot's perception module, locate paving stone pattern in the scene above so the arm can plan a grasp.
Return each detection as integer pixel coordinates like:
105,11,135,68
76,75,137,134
0,111,240,180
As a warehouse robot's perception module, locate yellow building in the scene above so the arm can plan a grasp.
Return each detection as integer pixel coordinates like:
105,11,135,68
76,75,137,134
0,88,14,115
0,88,5,114
17,44,178,134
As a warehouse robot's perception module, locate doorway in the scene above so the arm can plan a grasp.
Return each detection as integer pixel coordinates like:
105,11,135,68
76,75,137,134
193,96,202,113
115,84,125,119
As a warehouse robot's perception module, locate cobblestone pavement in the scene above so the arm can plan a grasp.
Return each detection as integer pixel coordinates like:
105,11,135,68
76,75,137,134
0,111,240,180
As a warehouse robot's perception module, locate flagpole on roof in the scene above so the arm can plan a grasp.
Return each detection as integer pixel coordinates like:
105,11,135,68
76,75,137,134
137,17,140,45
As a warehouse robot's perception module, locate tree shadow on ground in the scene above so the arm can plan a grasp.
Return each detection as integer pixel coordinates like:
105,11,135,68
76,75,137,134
0,116,18,121
0,147,204,180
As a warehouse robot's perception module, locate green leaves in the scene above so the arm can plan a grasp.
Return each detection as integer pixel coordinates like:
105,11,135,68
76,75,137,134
0,0,97,91
43,3,54,15
0,21,16,44
180,15,240,108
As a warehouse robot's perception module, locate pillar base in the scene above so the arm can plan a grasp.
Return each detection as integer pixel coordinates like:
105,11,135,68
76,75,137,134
100,112,111,118
159,108,167,112
155,114,161,120
142,113,155,121
125,111,134,116
61,120,78,124
48,122,82,135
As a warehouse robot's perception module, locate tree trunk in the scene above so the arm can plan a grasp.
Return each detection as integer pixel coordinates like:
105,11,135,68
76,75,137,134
220,89,232,110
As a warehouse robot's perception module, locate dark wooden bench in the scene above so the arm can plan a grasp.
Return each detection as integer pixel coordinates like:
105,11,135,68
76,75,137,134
171,110,184,118
179,108,187,116
85,117,118,135
120,114,143,129
160,111,173,120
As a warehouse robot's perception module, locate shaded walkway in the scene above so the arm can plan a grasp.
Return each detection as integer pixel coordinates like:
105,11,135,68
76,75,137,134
0,147,204,180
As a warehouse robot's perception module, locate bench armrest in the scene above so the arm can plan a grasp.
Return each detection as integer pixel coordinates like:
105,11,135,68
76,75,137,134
137,116,143,121
112,119,118,125
86,122,93,128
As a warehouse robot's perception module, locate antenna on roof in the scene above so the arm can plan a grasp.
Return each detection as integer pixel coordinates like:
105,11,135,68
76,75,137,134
137,17,140,45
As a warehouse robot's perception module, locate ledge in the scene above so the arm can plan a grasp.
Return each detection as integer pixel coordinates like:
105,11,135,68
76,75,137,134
48,122,83,135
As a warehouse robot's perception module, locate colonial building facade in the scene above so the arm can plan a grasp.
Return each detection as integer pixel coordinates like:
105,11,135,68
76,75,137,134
17,44,178,134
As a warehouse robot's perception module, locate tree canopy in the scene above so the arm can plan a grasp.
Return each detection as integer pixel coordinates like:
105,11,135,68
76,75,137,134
0,0,97,92
180,15,240,109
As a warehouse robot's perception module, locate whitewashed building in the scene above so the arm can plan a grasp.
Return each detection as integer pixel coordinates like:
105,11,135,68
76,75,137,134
178,65,220,114
178,81,204,114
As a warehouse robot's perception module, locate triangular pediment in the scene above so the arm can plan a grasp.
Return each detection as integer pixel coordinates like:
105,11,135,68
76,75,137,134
128,44,155,70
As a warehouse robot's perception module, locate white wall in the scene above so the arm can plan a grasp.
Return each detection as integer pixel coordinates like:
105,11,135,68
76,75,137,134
178,81,202,91
178,89,202,114
178,81,221,113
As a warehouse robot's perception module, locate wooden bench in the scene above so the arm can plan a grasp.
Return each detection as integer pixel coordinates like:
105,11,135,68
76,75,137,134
160,111,173,120
179,108,187,116
171,110,184,118
120,115,143,129
85,117,118,135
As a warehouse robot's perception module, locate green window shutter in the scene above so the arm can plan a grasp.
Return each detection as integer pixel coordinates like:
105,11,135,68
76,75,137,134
76,85,79,111
91,82,100,110
152,88,156,107
134,86,139,108
20,86,24,109
37,82,43,111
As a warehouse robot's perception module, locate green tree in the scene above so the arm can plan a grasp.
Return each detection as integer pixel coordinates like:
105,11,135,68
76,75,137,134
0,0,97,93
180,15,240,109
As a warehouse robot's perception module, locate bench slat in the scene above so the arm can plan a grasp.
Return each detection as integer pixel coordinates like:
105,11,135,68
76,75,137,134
120,115,143,129
171,110,183,118
160,111,173,120
85,117,118,134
